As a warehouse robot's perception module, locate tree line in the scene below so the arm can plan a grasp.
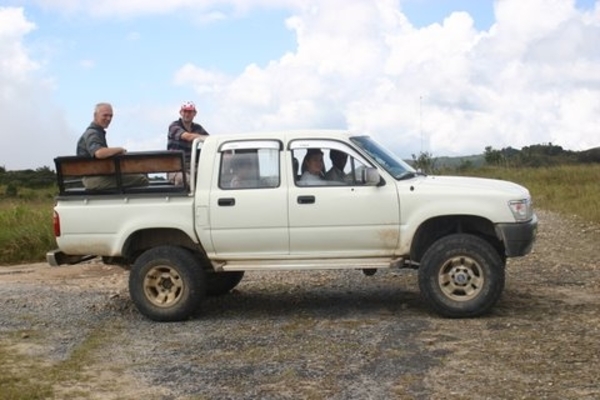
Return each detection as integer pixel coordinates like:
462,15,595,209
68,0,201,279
412,143,599,173
483,143,600,168
0,166,56,196
2,143,599,195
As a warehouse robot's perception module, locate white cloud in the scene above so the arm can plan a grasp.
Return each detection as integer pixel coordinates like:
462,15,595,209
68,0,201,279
1,0,599,171
0,7,39,78
180,0,600,157
0,7,73,170
173,63,229,95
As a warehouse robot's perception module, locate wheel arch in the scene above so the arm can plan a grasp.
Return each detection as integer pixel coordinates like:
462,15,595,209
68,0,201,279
122,228,208,264
410,215,505,264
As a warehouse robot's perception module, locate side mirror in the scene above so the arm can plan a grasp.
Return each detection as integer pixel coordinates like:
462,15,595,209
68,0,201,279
360,167,380,186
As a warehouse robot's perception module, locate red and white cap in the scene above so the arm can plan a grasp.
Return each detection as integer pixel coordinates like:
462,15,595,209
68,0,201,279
180,101,196,111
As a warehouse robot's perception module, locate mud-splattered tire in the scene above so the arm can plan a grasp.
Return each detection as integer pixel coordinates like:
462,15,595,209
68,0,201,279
129,246,206,322
206,271,245,296
418,234,505,318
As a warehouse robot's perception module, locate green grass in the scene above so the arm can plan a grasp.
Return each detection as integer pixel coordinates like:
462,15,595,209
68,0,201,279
0,199,56,266
452,164,600,224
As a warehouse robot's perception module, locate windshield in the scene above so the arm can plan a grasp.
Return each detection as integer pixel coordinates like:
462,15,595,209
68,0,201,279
350,136,417,180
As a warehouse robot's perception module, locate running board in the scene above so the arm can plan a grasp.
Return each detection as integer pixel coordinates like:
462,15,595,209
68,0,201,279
212,257,404,272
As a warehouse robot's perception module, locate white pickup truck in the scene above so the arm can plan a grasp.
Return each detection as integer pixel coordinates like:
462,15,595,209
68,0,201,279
48,130,537,321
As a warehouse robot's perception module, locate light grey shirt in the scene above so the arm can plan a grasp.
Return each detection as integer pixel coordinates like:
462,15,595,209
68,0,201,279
298,171,329,186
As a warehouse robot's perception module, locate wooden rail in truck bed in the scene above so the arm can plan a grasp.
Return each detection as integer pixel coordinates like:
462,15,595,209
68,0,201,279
54,151,188,196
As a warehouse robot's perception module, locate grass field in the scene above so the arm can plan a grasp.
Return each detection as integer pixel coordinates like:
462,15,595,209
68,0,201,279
0,188,56,266
457,164,600,224
0,164,598,265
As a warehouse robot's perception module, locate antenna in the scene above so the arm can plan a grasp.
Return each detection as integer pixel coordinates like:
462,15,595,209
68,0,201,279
419,95,423,153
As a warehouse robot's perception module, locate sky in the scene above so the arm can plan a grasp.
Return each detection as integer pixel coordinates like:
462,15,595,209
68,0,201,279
0,0,599,170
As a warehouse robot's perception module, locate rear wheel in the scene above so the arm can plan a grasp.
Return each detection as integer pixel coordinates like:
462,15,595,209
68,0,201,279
129,246,206,322
206,271,245,296
418,234,505,318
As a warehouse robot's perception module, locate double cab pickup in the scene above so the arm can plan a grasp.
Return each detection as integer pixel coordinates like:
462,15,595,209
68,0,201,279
48,130,537,321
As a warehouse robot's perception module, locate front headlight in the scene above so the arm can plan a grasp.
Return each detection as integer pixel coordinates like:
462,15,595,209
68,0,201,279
508,198,533,222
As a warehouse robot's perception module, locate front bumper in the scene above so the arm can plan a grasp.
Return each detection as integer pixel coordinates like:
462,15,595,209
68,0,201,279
496,213,538,257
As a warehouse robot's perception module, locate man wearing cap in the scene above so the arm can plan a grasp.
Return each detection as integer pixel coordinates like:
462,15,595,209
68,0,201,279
167,101,209,185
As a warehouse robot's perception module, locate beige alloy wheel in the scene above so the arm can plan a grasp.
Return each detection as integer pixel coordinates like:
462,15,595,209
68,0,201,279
438,256,484,302
130,245,206,322
143,265,184,308
418,233,505,318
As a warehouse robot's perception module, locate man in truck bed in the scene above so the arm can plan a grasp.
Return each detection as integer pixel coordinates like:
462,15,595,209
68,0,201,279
76,102,148,190
167,101,209,185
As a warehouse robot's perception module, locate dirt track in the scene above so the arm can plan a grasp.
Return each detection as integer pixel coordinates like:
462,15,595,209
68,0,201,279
0,209,599,399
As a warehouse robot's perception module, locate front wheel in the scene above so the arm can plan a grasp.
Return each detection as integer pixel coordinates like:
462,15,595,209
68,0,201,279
418,234,505,318
129,246,206,322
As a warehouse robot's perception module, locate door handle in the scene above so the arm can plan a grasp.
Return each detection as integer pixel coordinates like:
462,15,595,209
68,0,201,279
218,198,235,206
297,195,315,204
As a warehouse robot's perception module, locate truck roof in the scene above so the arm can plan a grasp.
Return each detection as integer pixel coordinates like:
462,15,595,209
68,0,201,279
207,129,360,143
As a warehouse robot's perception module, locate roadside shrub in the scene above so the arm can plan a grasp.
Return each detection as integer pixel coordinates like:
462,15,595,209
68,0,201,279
0,202,55,265
5,183,18,197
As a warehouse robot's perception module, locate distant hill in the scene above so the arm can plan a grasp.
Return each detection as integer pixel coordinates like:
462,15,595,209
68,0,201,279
405,143,599,173
405,154,485,169
434,154,486,169
438,146,600,168
578,147,600,163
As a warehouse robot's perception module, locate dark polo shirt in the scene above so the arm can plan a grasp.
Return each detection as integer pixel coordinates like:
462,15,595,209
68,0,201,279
167,119,209,169
77,123,107,158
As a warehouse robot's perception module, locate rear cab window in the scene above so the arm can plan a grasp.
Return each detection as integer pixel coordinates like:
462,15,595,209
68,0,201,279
218,140,282,189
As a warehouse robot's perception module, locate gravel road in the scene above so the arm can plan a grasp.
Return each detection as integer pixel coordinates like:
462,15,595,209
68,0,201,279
0,209,599,399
